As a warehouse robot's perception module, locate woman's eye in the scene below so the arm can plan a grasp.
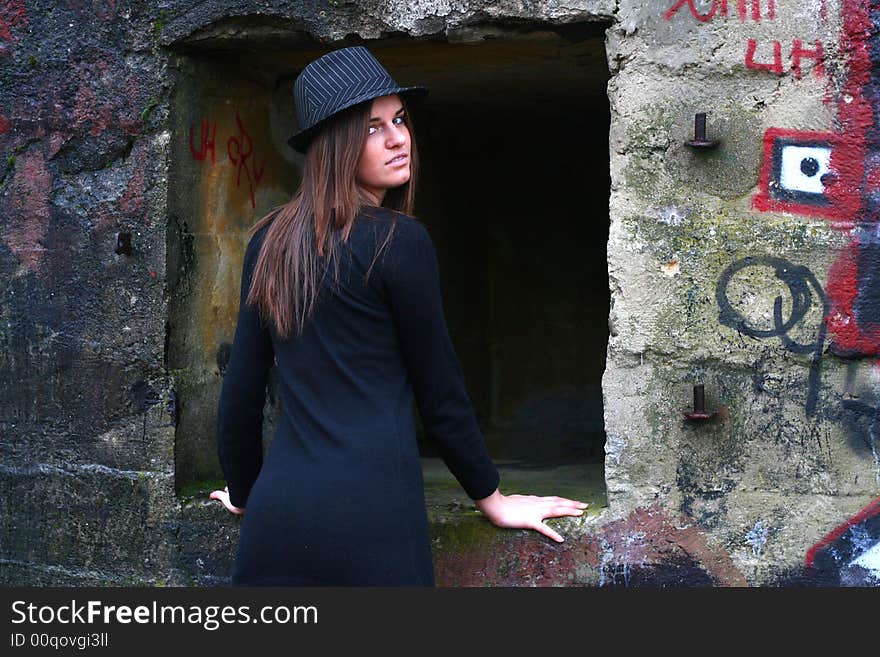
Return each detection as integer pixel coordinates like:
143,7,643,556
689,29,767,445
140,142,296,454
368,116,406,135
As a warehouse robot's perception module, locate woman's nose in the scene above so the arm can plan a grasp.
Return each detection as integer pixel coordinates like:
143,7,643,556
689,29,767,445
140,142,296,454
386,123,407,146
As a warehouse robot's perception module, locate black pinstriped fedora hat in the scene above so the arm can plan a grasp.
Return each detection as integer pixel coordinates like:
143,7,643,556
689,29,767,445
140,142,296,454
287,46,429,154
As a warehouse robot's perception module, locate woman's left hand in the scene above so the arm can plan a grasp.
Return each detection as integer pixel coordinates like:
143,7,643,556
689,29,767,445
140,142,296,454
209,486,246,515
473,489,587,543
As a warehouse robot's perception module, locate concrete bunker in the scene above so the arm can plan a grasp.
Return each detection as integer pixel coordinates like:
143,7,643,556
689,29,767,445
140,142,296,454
166,22,612,504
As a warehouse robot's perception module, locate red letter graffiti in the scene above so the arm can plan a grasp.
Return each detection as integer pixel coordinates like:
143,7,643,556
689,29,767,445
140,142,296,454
663,0,777,21
791,39,825,79
0,110,10,134
189,119,217,163
663,0,727,22
736,0,774,20
227,112,266,210
745,39,783,74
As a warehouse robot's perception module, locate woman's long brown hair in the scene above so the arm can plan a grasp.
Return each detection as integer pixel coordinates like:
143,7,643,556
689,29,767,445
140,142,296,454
243,94,421,340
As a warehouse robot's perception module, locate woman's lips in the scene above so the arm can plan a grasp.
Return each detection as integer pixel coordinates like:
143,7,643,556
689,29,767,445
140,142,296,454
387,153,408,167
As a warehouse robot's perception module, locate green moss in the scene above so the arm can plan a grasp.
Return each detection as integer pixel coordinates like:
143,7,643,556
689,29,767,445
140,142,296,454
141,98,159,123
153,10,167,37
168,367,207,391
178,477,226,500
429,513,501,553
6,155,14,168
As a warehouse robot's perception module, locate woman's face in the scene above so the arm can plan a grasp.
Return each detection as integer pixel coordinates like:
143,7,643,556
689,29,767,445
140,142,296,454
355,94,411,205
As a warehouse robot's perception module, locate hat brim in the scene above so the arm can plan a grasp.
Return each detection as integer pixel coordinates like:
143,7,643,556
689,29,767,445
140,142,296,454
287,85,430,154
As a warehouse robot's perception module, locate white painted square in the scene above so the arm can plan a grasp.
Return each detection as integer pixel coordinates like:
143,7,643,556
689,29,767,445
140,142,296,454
779,144,832,195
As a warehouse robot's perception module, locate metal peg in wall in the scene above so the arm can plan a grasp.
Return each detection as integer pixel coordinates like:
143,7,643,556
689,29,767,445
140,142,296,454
115,231,132,256
685,113,719,149
684,383,718,421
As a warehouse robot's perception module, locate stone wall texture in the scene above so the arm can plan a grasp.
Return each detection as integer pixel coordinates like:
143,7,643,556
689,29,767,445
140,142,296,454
1,0,878,586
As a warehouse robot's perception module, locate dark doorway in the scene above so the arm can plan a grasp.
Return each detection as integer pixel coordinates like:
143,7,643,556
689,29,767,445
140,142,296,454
409,28,611,469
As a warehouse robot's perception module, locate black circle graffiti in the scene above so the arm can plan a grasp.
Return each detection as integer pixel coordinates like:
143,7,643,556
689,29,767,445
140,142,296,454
801,157,821,177
716,256,828,416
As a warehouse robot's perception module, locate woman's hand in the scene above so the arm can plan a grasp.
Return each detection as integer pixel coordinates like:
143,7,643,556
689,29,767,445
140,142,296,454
473,488,588,542
209,486,246,515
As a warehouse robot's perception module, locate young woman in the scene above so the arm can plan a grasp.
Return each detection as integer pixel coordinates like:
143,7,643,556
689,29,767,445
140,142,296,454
210,46,588,586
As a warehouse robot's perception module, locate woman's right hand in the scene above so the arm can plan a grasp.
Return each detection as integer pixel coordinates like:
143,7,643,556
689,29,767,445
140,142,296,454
473,488,587,542
209,486,246,515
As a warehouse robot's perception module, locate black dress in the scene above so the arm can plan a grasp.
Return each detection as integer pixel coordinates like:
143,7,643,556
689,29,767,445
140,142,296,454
216,205,500,586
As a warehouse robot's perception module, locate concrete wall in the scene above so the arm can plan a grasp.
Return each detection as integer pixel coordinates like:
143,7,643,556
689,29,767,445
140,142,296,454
603,0,880,585
1,0,877,586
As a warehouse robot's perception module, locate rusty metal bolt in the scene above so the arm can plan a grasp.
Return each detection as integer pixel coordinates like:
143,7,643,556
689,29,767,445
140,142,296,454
685,112,719,148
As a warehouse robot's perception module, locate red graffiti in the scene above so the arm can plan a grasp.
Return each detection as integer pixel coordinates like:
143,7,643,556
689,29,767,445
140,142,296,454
752,2,880,356
819,0,876,354
663,0,775,21
188,113,268,208
824,242,870,352
664,0,726,22
753,128,850,220
0,110,10,134
805,495,880,567
791,40,825,79
189,119,217,163
0,0,27,56
745,39,783,74
745,39,825,77
226,112,266,209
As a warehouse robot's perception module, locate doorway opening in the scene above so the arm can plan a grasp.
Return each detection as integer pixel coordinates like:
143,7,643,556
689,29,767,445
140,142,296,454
167,24,611,510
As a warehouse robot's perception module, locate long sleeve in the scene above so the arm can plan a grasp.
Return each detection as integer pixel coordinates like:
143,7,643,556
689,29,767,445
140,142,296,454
216,228,274,509
382,218,500,501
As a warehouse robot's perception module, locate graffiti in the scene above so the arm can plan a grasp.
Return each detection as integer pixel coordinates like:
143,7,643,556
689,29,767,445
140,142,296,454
716,256,828,416
723,1,880,585
189,119,217,163
744,39,825,78
0,0,26,57
744,39,782,74
664,1,823,78
0,110,10,134
791,39,825,79
227,111,266,210
750,1,880,357
432,503,747,586
838,392,880,482
663,0,776,22
189,112,266,209
753,129,846,219
805,496,880,585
